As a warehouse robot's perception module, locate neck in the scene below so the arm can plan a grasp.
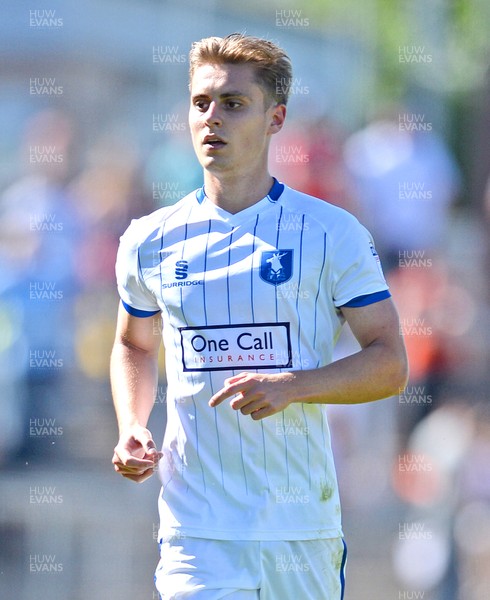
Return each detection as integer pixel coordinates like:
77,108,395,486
202,170,274,214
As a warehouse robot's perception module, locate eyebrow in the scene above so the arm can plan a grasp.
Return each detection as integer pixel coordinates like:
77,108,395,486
191,91,251,100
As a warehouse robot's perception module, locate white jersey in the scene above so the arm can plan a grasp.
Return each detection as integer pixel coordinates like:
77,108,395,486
116,180,390,541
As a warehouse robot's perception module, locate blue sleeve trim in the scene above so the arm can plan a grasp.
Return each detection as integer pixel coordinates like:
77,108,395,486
340,289,391,308
121,300,160,318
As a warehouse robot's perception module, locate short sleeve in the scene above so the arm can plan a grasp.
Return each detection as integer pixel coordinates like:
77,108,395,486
115,220,161,317
329,214,390,308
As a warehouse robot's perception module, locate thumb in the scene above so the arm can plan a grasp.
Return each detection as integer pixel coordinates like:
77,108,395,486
144,437,157,454
133,427,157,455
142,436,162,461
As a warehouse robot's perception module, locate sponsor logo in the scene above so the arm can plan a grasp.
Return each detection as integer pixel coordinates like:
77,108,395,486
260,250,293,286
160,260,204,289
175,260,188,280
369,242,385,277
179,322,292,372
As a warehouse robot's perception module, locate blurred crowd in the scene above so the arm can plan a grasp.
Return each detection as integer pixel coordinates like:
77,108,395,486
271,107,490,599
1,101,490,599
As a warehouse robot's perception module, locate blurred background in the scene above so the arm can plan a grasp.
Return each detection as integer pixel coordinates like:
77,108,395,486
1,1,490,598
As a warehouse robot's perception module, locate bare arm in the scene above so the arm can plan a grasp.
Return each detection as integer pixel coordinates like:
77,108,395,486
209,298,408,419
111,302,163,482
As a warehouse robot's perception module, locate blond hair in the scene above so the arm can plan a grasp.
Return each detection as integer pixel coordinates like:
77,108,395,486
189,33,292,106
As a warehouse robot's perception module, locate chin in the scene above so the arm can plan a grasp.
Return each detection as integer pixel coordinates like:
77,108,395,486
201,158,229,172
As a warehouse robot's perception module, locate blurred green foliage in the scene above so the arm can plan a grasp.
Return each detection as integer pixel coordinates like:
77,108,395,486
223,0,489,100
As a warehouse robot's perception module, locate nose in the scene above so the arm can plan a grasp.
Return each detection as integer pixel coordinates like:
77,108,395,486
204,102,222,127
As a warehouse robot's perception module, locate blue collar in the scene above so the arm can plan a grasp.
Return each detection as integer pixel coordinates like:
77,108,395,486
196,178,284,205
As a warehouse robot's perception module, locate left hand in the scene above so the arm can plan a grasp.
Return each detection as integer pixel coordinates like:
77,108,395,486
112,425,163,483
209,371,297,420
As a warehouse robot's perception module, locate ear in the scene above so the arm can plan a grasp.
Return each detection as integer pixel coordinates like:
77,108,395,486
269,104,287,135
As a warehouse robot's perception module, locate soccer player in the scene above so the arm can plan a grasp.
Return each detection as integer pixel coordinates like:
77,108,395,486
111,33,408,599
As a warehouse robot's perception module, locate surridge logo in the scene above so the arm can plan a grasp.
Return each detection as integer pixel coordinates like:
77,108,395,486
161,260,203,289
260,250,293,286
175,260,188,280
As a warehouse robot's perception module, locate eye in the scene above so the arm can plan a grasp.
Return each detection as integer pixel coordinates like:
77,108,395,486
193,98,209,112
224,99,242,109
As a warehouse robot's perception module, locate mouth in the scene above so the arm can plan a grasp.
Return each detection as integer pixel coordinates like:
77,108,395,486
203,134,226,150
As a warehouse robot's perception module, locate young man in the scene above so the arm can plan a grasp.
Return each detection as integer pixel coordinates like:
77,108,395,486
111,33,408,599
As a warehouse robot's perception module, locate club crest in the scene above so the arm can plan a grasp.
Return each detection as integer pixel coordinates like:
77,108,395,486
260,249,293,286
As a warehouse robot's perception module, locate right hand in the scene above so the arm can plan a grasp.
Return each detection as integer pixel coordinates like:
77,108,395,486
112,425,163,483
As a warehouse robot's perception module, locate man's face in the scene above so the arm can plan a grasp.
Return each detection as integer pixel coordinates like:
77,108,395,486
189,62,285,177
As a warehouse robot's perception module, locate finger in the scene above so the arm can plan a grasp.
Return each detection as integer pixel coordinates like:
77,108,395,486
209,386,236,407
230,389,265,411
140,431,157,454
112,448,156,470
237,399,267,415
144,445,163,464
209,379,252,407
113,462,147,477
113,458,155,473
144,438,158,454
223,372,249,386
121,467,156,483
147,449,164,461
250,406,274,420
113,457,160,480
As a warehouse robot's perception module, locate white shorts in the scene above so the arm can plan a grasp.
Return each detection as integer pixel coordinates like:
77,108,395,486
154,536,347,599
